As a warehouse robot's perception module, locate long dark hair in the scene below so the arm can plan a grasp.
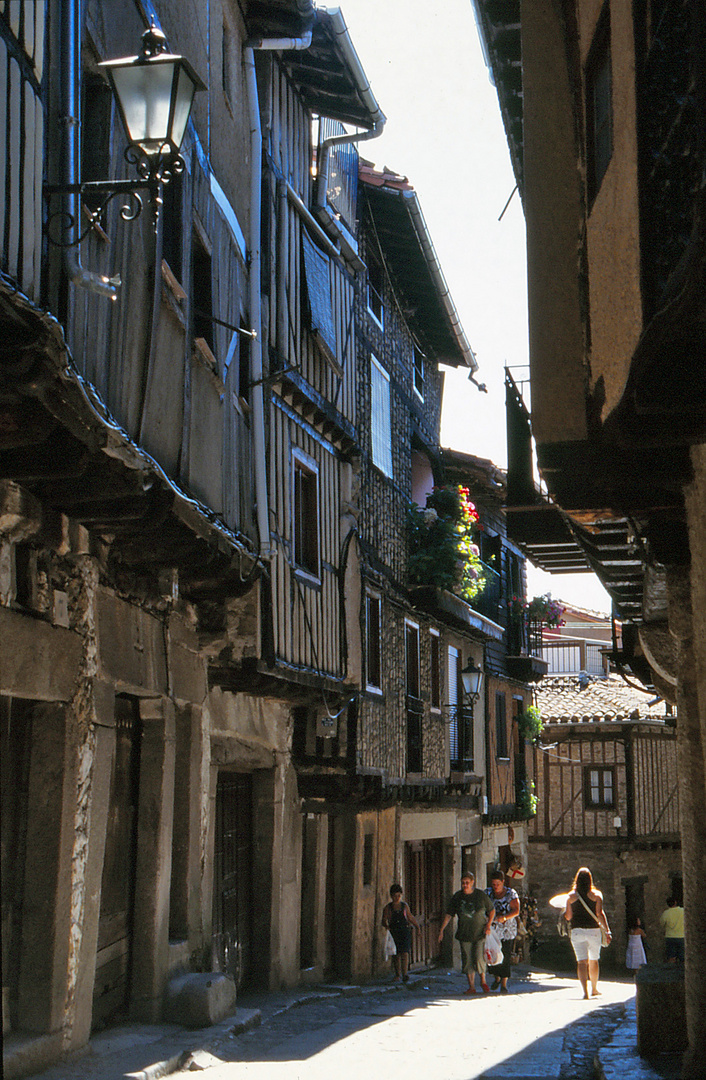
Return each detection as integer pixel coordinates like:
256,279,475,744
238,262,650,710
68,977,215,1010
572,866,594,897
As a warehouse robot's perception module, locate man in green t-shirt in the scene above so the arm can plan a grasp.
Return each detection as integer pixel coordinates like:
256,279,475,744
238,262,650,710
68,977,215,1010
438,871,495,994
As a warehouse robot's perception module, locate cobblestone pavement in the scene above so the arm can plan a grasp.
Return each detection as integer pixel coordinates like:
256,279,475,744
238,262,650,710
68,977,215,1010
175,968,638,1080
559,998,626,1079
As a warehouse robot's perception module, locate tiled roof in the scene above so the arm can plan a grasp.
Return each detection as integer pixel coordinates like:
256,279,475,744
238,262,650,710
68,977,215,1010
358,161,413,192
535,673,672,726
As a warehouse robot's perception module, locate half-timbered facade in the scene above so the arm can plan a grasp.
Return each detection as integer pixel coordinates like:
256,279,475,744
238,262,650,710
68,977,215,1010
530,674,681,961
0,0,393,1068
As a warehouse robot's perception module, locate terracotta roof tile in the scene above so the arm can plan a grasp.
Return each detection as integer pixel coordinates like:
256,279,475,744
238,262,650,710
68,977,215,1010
535,673,672,726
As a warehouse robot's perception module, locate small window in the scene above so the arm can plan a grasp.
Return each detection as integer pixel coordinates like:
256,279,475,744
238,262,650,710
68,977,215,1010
367,247,384,327
430,630,441,710
586,7,612,206
81,72,113,217
413,345,424,400
370,355,393,478
238,321,251,406
585,766,615,808
405,621,420,699
162,173,184,283
366,592,382,692
495,691,508,759
293,450,320,578
192,231,215,354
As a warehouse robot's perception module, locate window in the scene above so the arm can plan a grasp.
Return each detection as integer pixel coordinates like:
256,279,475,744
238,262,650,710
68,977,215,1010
430,630,441,711
366,591,382,692
367,246,384,326
370,355,393,477
292,450,319,578
406,622,422,773
413,345,424,400
495,691,508,759
405,622,420,699
192,230,215,355
586,7,612,206
81,72,113,217
585,766,615,808
162,173,184,283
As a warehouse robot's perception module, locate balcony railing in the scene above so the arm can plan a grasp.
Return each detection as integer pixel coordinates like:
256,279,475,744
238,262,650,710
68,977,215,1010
470,560,501,622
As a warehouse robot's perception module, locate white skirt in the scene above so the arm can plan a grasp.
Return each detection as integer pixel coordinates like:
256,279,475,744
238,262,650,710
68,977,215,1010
626,936,646,969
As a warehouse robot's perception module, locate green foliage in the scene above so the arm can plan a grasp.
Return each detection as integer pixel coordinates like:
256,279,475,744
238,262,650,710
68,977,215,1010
517,705,544,744
407,486,486,603
517,780,538,818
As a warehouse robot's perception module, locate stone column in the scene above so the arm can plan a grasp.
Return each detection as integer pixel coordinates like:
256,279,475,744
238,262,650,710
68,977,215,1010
130,697,176,1021
66,681,116,1049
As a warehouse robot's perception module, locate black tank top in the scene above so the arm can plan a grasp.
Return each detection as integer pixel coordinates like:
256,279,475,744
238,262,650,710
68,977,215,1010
571,893,598,928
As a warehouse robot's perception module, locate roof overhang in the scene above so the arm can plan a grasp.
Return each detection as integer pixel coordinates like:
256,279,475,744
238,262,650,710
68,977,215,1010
360,171,477,369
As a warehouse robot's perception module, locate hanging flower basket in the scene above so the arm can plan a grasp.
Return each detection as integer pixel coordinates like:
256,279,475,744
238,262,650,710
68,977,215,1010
407,485,486,603
509,593,565,628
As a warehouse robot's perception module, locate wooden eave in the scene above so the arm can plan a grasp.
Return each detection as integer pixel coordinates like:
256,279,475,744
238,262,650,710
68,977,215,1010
360,184,469,367
0,281,261,599
272,368,357,455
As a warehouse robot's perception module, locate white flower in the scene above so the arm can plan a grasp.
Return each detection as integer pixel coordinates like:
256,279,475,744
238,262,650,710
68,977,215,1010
423,507,438,525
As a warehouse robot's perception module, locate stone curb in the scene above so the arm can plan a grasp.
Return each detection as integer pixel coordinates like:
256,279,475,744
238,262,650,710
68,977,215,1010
593,1000,682,1080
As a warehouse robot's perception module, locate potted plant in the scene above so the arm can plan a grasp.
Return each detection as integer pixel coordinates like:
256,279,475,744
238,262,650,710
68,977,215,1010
407,485,486,603
517,705,543,744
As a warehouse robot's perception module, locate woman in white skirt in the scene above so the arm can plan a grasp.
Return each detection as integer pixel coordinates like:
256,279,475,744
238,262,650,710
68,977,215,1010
626,916,647,975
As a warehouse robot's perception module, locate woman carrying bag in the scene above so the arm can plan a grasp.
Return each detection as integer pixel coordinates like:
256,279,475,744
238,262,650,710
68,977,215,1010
563,866,612,999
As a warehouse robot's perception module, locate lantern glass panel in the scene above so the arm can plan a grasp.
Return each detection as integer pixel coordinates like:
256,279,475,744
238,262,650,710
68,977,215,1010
170,63,198,150
110,59,175,154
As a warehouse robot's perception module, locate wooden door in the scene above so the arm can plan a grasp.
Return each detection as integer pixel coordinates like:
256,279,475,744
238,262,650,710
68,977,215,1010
93,697,141,1028
405,839,444,967
212,772,253,988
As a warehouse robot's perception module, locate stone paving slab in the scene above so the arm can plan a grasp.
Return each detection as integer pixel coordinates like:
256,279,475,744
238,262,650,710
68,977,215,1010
594,1000,682,1080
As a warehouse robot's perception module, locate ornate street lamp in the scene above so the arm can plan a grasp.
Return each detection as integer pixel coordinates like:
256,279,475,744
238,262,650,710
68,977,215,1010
46,23,204,244
99,23,205,180
460,657,484,711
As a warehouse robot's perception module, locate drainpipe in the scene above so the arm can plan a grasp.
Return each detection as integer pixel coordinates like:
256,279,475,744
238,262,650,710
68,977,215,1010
243,31,312,558
53,0,118,299
315,8,386,220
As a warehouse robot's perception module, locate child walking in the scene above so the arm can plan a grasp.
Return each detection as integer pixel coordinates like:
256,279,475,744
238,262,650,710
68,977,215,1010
626,917,647,975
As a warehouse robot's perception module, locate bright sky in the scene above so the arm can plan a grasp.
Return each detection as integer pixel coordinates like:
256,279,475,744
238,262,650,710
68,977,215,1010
339,0,611,615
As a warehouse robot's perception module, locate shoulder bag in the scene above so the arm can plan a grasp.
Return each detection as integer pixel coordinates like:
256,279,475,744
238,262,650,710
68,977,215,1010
576,893,611,947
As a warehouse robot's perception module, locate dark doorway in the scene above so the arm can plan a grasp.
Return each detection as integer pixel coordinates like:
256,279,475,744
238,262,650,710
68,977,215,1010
1,697,33,1032
212,772,254,989
93,696,142,1028
405,838,444,967
624,877,646,942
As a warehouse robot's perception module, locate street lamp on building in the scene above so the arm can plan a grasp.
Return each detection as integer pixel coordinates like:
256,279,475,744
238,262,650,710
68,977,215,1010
461,657,484,713
46,22,204,244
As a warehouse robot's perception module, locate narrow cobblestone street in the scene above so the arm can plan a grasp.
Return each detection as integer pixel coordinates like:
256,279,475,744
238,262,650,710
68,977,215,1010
169,968,636,1080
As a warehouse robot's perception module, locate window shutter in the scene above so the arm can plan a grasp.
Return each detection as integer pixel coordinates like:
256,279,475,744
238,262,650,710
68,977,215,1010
371,356,393,477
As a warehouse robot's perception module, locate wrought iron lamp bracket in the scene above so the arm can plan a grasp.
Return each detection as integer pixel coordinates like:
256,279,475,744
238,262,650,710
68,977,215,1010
44,144,185,248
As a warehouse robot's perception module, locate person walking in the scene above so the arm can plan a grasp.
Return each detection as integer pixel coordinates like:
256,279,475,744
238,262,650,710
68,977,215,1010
485,870,521,992
381,884,420,983
660,896,685,964
626,916,647,976
563,866,612,999
438,871,495,995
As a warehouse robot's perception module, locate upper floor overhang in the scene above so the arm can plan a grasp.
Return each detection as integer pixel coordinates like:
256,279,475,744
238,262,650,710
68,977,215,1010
0,276,262,598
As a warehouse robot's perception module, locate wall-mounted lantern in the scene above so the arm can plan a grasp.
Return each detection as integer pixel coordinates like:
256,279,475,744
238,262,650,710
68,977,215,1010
46,23,204,245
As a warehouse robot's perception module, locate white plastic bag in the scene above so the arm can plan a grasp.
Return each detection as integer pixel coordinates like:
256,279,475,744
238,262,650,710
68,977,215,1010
383,930,397,960
484,927,503,967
